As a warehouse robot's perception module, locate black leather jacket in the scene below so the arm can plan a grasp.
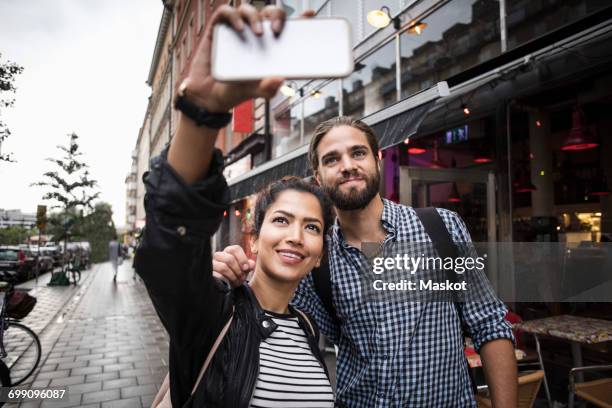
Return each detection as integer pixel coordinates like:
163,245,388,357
134,148,329,407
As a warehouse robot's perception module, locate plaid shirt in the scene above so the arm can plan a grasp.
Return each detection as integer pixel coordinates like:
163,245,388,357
292,199,514,407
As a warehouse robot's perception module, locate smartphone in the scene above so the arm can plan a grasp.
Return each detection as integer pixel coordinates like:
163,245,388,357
212,18,353,81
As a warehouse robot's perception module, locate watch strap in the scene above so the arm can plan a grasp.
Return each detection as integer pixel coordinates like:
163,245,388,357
174,95,232,129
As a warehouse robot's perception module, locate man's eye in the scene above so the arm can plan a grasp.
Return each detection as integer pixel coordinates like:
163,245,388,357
272,217,288,224
306,224,321,234
354,150,366,158
323,157,337,165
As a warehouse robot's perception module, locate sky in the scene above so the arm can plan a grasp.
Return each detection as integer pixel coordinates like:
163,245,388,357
0,0,163,228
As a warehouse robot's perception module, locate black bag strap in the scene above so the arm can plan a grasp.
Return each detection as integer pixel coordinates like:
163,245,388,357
311,253,340,327
415,207,477,392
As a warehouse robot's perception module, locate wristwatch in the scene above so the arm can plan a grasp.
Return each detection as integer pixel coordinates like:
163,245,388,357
174,82,232,129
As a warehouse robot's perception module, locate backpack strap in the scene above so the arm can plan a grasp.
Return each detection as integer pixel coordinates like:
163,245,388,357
414,207,477,392
311,254,340,327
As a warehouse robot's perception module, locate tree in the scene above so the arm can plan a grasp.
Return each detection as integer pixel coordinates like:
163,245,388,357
0,53,24,162
81,202,116,263
32,132,100,213
32,132,100,266
0,226,36,245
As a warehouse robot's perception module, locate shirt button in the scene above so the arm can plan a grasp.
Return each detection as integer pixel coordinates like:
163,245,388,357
176,226,187,236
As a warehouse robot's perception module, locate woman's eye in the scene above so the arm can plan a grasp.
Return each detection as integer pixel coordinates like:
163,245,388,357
306,224,321,233
272,216,288,224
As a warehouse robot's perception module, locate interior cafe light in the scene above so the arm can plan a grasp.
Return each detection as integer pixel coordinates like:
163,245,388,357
235,209,241,217
462,104,470,115
404,138,426,154
561,107,598,151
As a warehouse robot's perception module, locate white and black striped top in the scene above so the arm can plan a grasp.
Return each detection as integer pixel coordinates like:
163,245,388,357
249,311,334,408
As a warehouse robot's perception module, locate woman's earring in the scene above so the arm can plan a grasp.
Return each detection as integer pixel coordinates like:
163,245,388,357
252,248,258,254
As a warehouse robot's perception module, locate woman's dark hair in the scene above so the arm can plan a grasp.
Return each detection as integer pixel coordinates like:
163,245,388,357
252,176,335,241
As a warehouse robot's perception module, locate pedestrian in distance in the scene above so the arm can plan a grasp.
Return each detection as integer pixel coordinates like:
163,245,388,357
108,236,120,282
135,4,336,407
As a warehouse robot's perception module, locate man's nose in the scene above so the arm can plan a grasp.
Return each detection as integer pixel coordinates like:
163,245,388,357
340,154,356,173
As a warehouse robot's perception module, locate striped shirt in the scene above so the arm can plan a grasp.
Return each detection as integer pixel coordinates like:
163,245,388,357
250,311,334,408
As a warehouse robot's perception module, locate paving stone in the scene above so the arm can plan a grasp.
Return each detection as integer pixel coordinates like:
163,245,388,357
57,360,88,370
119,368,151,378
76,353,105,362
67,381,102,394
81,389,120,404
50,376,86,387
71,366,103,376
88,358,118,367
120,384,157,399
85,372,120,383
140,394,155,407
102,377,137,390
35,370,69,380
101,397,142,408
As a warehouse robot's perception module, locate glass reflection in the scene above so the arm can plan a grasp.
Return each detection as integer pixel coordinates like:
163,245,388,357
303,81,340,144
271,102,302,159
399,0,501,98
342,40,396,118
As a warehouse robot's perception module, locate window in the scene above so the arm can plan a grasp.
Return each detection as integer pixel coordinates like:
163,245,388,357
342,39,397,118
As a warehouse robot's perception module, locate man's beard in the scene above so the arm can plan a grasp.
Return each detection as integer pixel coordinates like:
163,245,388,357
322,169,380,211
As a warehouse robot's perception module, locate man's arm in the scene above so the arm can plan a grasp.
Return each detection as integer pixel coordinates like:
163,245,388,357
480,339,517,407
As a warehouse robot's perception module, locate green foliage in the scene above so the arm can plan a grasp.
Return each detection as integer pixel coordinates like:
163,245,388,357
46,203,116,263
0,226,36,245
0,53,24,162
80,202,116,263
32,132,100,212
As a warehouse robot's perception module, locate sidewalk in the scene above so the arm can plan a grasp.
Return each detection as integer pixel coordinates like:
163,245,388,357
8,262,169,408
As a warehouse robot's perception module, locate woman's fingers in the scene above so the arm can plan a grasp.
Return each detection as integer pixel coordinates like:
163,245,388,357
238,3,263,36
212,258,243,287
213,4,245,32
261,5,286,34
225,245,252,272
301,9,316,18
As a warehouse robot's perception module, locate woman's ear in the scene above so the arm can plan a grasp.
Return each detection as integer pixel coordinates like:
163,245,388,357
250,238,258,255
315,257,321,268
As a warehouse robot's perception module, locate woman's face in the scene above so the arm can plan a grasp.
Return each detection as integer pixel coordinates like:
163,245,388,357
252,190,325,284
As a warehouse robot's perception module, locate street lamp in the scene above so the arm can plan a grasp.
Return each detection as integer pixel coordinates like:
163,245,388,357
367,6,400,30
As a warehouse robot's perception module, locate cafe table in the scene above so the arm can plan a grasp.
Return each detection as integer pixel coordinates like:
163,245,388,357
514,315,612,407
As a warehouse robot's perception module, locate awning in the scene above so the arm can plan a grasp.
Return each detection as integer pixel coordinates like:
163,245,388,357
227,82,448,201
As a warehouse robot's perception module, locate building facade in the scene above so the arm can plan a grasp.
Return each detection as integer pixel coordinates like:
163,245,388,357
0,209,36,229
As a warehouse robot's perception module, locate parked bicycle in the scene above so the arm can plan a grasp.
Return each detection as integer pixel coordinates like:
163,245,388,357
62,261,82,285
0,282,41,386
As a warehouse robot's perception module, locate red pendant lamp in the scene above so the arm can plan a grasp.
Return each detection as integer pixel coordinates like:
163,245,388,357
447,183,461,202
561,107,598,151
514,168,536,193
590,174,610,197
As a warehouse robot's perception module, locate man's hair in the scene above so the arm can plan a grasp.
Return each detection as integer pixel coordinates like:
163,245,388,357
308,116,379,171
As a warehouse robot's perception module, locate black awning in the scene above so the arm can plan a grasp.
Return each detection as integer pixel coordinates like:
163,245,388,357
228,100,435,201
230,153,310,201
372,100,434,150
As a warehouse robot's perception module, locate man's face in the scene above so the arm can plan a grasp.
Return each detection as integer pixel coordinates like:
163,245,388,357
314,125,380,211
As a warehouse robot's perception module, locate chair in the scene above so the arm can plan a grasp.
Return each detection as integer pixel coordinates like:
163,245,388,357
569,364,612,408
476,370,544,408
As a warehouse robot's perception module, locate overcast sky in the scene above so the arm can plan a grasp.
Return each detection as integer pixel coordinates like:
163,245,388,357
0,0,163,228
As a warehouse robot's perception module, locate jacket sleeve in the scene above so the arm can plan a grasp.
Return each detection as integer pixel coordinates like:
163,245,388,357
438,209,515,353
134,146,230,350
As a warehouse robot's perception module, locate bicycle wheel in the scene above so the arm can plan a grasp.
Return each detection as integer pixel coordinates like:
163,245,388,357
0,321,41,386
65,269,80,285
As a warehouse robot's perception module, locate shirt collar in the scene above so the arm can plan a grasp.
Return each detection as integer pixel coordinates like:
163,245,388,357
331,198,399,247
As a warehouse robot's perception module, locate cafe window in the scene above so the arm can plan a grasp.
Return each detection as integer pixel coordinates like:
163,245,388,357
303,80,340,145
342,39,396,118
505,0,610,51
399,0,501,99
271,102,302,159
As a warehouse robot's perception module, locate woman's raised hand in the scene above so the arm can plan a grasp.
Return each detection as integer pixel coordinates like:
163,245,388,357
179,4,287,113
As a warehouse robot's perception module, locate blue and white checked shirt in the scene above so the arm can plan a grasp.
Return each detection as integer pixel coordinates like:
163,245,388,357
292,199,514,407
